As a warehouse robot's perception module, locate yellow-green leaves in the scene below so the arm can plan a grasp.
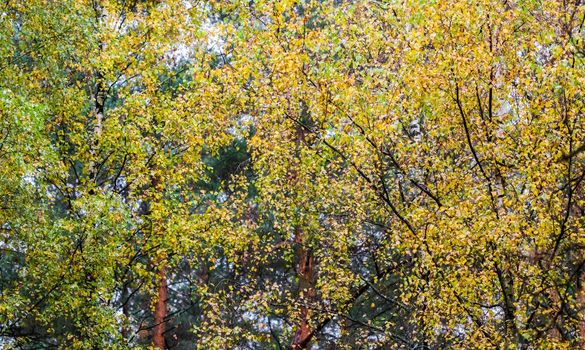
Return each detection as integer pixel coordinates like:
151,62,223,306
1,0,585,349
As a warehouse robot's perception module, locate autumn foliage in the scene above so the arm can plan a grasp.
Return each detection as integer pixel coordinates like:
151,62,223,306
0,0,584,349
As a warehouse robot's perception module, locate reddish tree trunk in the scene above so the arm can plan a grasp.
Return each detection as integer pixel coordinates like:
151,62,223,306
290,110,316,349
153,264,168,349
291,227,315,349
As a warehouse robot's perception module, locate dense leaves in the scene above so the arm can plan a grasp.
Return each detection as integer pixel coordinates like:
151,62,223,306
1,0,584,349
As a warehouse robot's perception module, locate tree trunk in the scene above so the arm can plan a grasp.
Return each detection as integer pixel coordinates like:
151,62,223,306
121,283,130,341
153,263,168,349
291,227,315,349
578,273,585,347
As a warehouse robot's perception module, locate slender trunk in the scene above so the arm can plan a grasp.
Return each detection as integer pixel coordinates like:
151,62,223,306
153,263,167,349
121,283,130,341
89,2,105,183
291,227,315,349
578,273,585,347
291,103,316,349
150,170,168,349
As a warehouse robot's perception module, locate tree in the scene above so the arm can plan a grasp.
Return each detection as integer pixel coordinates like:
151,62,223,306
0,1,230,348
201,0,585,348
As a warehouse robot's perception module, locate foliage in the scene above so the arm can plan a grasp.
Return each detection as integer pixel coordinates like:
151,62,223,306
1,0,584,349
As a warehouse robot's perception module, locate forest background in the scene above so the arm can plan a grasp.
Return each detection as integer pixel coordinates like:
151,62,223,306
0,0,584,349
